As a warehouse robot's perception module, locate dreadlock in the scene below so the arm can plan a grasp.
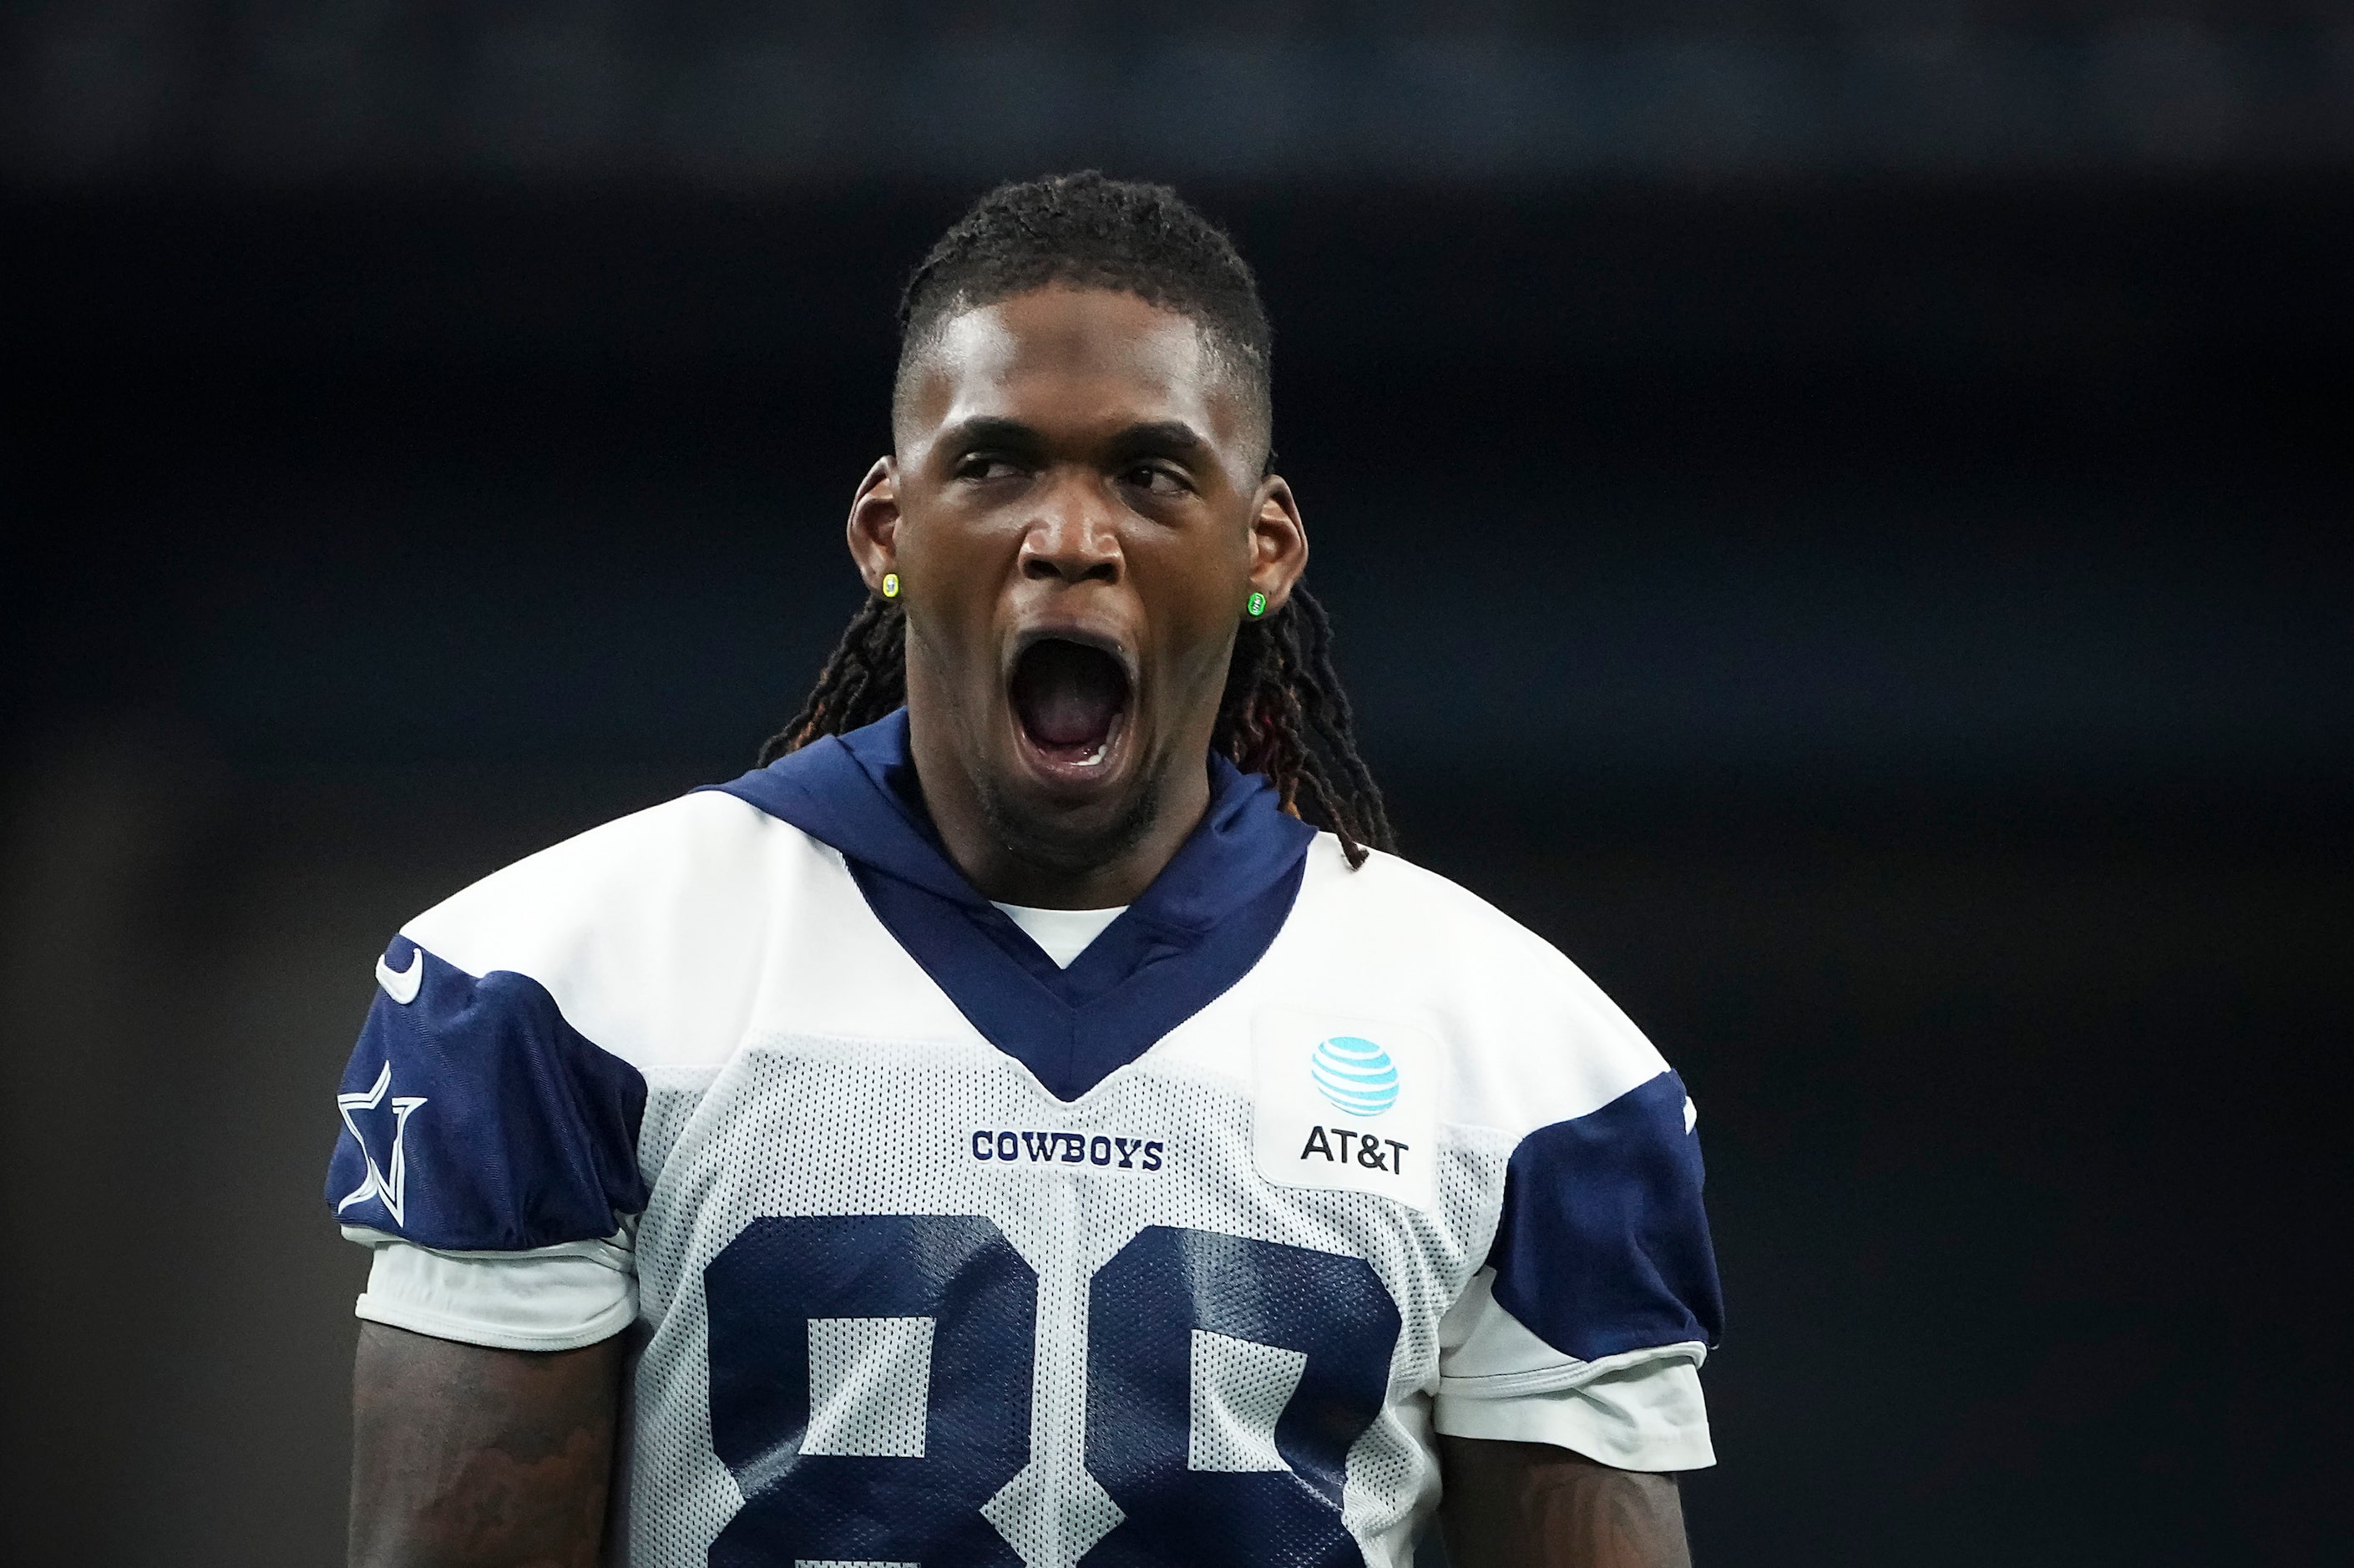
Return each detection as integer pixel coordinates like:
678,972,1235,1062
1207,585,1398,865
757,173,1395,867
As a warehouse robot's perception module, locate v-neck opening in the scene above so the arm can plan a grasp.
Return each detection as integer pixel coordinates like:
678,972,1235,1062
990,903,1126,969
705,711,1315,1099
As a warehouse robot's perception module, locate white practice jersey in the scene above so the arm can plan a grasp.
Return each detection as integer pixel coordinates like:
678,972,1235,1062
329,712,1721,1568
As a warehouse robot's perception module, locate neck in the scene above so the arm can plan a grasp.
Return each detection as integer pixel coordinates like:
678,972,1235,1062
906,717,1211,911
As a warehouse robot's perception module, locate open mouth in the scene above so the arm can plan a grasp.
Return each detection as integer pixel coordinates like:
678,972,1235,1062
1010,637,1131,772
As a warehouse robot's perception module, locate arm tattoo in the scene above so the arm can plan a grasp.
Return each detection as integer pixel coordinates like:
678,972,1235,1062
1438,1435,1693,1568
350,1322,623,1568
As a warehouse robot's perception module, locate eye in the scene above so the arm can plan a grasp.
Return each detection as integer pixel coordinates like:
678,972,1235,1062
1121,463,1191,498
954,454,1026,483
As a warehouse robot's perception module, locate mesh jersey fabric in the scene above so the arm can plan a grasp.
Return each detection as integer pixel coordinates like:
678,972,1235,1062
327,716,1724,1565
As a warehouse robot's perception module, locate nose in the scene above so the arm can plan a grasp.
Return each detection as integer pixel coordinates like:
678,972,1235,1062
1018,473,1123,586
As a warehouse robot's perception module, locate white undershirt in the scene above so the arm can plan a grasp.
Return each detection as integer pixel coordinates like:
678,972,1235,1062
990,901,1128,969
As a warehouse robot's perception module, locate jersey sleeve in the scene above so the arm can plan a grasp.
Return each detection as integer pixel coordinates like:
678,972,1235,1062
1435,1070,1724,1471
326,934,651,1350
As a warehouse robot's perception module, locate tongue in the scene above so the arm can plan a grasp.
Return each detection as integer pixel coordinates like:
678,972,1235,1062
1013,642,1125,752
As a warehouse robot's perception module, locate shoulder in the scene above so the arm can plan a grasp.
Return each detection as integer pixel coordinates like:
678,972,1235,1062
1283,837,1669,1139
1304,850,1725,1371
397,789,846,1070
409,789,813,944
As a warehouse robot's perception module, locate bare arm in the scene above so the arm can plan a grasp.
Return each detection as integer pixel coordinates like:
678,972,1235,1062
1437,1435,1692,1568
349,1322,623,1568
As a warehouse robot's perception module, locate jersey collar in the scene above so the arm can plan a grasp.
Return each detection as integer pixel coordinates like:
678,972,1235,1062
707,709,1314,1099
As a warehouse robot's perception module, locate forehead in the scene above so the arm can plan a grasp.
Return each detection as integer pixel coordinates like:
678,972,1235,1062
901,286,1253,453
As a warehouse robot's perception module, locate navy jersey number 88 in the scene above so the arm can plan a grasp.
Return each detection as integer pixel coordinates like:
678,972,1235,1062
706,1215,1038,1566
705,1215,1402,1566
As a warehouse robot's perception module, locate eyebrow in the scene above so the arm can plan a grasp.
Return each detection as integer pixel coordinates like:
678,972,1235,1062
1106,420,1212,459
938,416,1213,460
939,416,1044,454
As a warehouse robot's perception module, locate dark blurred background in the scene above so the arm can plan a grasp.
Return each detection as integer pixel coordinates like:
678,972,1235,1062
5,3,2351,1564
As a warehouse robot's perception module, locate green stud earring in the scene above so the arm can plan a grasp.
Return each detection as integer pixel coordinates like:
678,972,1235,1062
880,572,901,599
1245,589,1268,618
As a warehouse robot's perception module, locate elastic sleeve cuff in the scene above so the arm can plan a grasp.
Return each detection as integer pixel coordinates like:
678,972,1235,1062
1435,1343,1715,1472
350,1232,637,1352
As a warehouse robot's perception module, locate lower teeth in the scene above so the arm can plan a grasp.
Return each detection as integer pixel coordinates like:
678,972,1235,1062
1076,740,1108,766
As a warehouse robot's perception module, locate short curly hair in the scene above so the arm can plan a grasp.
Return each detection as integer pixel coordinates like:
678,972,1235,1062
891,171,1273,458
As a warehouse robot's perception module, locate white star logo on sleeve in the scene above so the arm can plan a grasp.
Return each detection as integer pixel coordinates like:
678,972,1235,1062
335,1060,428,1227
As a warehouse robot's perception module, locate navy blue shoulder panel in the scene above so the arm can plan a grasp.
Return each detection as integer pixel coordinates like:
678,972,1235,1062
1487,1070,1724,1363
324,937,651,1252
708,710,1314,1100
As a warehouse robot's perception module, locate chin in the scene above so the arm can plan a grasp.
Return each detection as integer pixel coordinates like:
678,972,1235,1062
975,764,1165,880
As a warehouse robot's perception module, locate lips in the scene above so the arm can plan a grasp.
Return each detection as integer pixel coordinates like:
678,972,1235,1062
1010,637,1130,771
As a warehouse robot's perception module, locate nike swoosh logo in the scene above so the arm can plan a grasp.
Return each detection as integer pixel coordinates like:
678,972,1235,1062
374,948,424,1005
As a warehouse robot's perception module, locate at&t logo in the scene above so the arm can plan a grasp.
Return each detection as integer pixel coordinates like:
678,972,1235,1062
1309,1035,1399,1117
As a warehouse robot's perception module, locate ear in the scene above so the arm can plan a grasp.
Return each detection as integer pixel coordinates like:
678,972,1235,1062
1246,473,1309,615
845,457,900,592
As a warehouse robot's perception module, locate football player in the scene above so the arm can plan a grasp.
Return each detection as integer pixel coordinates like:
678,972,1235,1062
332,172,1722,1568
